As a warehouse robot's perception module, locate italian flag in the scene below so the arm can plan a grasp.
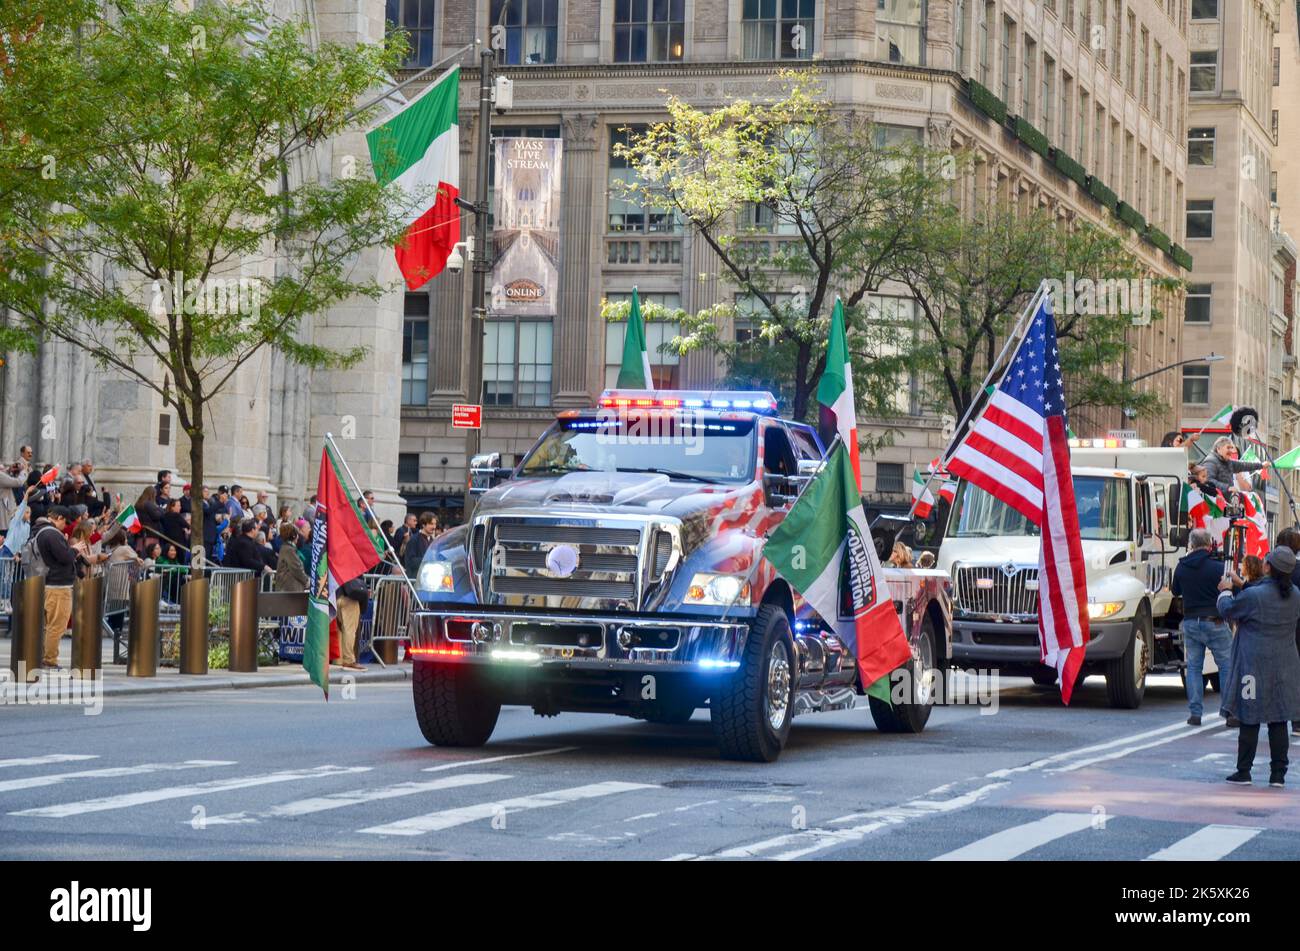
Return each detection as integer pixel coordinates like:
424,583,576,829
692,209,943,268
615,287,653,388
816,299,861,487
305,443,383,697
115,505,142,534
939,480,958,504
1182,483,1228,536
1241,491,1269,557
1241,444,1270,480
911,470,935,519
764,442,912,700
1209,403,1234,426
1274,444,1300,469
366,66,460,291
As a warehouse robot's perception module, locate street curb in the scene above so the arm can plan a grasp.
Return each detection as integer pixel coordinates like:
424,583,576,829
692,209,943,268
95,666,413,697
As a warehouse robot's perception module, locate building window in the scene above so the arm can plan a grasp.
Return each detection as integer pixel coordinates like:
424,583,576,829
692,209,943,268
604,293,682,387
1274,47,1281,86
978,1,992,85
955,0,966,73
1190,50,1218,92
608,128,680,233
1109,0,1120,72
614,0,685,63
1185,284,1211,324
402,293,430,406
1000,16,1014,105
484,320,553,407
1272,110,1279,145
398,453,420,484
743,0,815,60
491,0,557,65
876,462,905,494
385,0,437,68
1182,365,1210,405
1042,57,1056,140
1186,199,1214,239
875,0,925,65
1190,0,1217,19
1022,35,1036,123
158,413,171,447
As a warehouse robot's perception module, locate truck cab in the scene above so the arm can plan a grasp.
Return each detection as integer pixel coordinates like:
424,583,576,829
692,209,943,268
937,443,1189,708
408,389,951,761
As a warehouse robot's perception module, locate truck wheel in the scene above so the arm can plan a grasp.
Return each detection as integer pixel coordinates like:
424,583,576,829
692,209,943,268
413,661,501,747
1105,606,1152,710
711,604,795,762
868,616,937,734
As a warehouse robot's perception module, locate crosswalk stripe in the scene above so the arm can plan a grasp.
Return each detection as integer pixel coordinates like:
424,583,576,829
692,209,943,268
10,765,370,819
1046,723,1221,773
0,754,99,770
932,812,1095,861
0,760,235,794
359,781,658,837
421,747,577,772
201,773,512,826
1145,825,1263,862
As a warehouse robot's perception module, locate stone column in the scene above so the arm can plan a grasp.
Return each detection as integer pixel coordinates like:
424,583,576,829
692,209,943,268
553,112,600,406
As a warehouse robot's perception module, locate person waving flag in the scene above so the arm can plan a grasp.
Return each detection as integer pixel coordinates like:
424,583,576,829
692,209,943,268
946,294,1090,703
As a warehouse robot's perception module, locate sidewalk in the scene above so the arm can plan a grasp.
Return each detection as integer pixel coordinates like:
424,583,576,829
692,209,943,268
0,635,411,697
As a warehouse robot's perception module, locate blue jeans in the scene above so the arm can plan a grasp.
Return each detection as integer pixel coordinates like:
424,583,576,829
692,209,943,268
1181,617,1233,718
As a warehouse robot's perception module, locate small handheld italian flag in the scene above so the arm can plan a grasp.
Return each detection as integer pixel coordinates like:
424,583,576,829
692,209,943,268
911,470,935,519
615,287,653,388
1241,491,1269,557
764,442,912,700
1182,483,1228,535
366,66,461,291
1209,403,1234,426
115,505,142,534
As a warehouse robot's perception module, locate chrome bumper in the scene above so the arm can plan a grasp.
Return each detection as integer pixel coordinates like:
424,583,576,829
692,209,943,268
408,608,750,672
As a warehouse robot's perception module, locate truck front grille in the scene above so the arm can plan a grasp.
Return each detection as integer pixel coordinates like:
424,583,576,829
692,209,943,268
481,516,647,607
953,565,1039,618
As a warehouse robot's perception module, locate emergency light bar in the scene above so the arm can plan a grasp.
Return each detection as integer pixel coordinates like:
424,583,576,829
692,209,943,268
596,389,779,414
1067,437,1147,449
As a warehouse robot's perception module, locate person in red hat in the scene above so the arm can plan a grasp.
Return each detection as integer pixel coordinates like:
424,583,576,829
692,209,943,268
180,483,193,515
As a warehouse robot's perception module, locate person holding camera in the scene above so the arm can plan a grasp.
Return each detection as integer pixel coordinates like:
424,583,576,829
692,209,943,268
1216,547,1300,787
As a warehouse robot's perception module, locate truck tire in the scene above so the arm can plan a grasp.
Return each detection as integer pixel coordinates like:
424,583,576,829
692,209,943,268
868,615,937,733
413,660,501,747
1105,605,1152,710
711,604,795,762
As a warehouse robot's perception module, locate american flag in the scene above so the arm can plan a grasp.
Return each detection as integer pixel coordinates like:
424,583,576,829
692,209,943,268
947,295,1089,703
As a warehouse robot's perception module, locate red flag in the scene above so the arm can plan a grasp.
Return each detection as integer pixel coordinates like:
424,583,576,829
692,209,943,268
40,466,58,485
316,444,382,587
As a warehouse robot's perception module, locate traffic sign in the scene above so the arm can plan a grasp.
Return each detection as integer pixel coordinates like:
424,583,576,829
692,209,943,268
452,404,482,429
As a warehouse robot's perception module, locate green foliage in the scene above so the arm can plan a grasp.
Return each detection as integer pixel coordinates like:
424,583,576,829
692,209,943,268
967,80,1008,124
208,642,230,670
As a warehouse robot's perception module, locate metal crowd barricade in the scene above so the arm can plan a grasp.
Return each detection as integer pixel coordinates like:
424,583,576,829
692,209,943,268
361,574,413,667
0,556,21,627
206,568,254,647
143,565,189,664
102,559,141,664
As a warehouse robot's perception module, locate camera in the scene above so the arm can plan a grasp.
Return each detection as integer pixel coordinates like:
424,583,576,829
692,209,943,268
445,247,464,274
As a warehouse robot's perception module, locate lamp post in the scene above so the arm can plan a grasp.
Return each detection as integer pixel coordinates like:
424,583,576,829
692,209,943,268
1119,352,1225,428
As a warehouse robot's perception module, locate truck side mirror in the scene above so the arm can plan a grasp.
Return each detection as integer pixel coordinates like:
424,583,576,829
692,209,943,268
1168,525,1189,549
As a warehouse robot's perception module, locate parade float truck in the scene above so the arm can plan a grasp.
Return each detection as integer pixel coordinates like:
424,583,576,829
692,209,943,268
408,390,952,762
937,440,1191,709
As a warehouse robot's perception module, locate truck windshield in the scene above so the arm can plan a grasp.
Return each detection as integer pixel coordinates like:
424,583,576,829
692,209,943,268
518,415,758,484
948,476,1132,541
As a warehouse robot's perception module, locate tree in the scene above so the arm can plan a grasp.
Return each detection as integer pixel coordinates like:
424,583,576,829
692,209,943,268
892,200,1180,427
610,70,950,423
0,0,412,565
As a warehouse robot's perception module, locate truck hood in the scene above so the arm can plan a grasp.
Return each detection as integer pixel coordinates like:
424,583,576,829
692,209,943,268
938,535,1130,573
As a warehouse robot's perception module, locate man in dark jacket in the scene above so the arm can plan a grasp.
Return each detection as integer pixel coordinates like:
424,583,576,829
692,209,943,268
402,512,438,577
223,519,270,574
33,506,77,669
1172,528,1235,726
1202,437,1264,497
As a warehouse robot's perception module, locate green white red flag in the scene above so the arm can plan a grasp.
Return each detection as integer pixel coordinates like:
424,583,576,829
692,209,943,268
816,299,861,488
615,287,653,388
366,66,460,290
1273,444,1300,469
1241,491,1269,557
763,442,912,700
114,504,142,534
304,443,383,697
911,470,935,518
1182,482,1228,536
1209,403,1234,426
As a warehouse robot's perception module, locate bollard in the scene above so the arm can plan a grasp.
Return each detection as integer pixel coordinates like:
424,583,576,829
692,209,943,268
127,576,161,678
10,575,45,683
71,574,104,678
178,577,210,675
228,577,259,673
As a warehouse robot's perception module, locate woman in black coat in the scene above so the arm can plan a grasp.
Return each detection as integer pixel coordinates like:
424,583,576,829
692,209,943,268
133,485,165,552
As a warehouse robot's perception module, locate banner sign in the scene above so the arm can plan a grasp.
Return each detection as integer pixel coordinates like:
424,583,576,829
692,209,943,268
491,137,563,317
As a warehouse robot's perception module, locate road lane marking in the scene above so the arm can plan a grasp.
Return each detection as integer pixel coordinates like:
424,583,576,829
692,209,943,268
10,765,370,818
200,773,511,825
420,747,577,772
0,760,235,794
986,721,1195,778
1145,825,1263,862
932,812,1095,861
358,781,658,837
697,781,1008,861
1045,723,1220,773
0,754,99,769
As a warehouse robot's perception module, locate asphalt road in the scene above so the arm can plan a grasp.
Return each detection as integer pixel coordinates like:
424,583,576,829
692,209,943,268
1,671,1297,861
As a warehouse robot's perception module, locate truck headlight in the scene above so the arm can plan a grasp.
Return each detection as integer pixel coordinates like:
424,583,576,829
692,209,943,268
685,573,751,606
1087,601,1125,620
418,561,454,593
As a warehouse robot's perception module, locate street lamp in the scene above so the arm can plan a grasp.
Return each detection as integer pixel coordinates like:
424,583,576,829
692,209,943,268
1120,353,1225,424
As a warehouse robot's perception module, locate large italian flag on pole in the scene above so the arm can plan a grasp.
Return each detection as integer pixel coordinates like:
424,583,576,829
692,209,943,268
615,287,653,388
366,66,460,291
764,442,912,700
305,443,384,697
816,298,861,488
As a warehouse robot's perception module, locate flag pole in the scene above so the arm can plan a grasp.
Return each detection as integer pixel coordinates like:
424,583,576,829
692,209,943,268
899,280,1049,522
324,433,423,607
